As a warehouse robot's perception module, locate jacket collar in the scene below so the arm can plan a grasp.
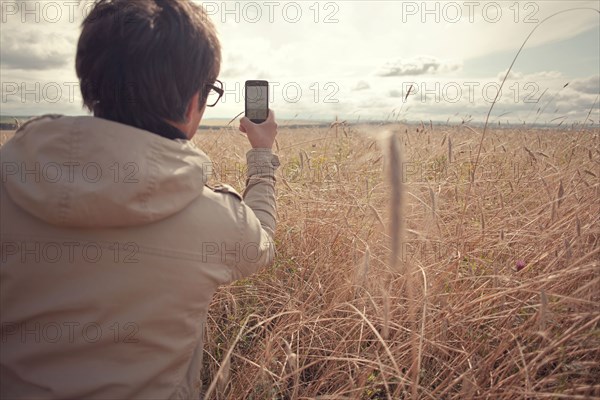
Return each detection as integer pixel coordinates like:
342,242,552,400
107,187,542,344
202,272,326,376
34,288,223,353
94,114,189,141
151,119,189,141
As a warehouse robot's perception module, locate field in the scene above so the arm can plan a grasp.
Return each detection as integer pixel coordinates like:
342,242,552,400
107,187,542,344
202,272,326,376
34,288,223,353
2,122,599,399
195,123,599,399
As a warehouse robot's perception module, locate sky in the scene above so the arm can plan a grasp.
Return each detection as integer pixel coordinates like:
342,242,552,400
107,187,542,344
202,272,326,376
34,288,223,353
1,0,599,125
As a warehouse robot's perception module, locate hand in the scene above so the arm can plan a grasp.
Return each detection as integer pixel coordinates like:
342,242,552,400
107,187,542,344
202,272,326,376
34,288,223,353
239,109,278,149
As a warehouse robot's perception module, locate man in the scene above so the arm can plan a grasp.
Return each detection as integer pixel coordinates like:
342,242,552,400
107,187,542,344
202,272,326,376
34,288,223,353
0,0,279,398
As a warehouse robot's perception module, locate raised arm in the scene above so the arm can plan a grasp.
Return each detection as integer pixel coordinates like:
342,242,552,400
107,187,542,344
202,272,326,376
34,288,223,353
239,109,279,238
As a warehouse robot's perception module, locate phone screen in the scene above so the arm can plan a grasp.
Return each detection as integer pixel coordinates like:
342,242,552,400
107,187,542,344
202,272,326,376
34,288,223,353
245,81,269,123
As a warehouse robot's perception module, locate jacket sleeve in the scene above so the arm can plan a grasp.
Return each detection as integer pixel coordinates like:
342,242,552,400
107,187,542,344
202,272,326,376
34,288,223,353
229,148,280,280
243,149,279,237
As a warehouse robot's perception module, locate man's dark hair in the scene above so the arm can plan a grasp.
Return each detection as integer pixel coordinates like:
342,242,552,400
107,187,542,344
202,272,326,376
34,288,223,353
76,0,221,135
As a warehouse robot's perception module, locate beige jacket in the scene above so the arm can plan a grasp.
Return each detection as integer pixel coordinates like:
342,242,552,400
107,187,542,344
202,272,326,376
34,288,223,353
0,115,279,399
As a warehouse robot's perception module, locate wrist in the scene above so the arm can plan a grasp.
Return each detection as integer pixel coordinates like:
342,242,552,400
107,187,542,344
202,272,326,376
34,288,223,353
246,149,280,177
250,141,274,149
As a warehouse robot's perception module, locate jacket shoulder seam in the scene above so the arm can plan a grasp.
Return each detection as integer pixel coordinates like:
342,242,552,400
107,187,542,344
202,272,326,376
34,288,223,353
207,183,243,202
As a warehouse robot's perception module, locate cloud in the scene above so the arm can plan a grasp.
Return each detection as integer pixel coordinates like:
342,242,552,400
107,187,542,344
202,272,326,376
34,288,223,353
569,75,600,95
554,89,599,110
0,30,72,70
389,90,402,98
352,81,370,91
376,56,461,77
497,69,524,81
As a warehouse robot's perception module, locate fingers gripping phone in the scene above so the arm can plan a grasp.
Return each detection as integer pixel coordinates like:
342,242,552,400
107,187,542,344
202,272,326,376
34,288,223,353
245,80,269,124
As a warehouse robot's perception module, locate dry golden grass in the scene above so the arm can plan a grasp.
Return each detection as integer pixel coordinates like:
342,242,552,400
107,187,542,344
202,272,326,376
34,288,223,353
196,123,600,399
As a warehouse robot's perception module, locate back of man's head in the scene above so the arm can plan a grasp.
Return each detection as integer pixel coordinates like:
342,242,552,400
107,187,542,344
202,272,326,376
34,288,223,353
76,0,221,134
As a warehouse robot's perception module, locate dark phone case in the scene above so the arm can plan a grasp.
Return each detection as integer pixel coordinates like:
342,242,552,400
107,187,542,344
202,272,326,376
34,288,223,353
245,81,269,124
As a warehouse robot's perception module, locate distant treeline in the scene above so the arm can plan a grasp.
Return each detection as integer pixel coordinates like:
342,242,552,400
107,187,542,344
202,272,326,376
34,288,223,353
0,123,19,130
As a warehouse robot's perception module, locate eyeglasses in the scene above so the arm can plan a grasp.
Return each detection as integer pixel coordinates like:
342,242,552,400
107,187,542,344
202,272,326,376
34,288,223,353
204,79,224,107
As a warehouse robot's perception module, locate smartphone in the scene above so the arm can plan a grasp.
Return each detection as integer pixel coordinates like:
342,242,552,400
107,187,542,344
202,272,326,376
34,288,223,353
245,80,269,124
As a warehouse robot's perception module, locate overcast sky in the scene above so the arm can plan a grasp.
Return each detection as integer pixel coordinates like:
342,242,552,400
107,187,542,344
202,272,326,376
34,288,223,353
1,0,599,125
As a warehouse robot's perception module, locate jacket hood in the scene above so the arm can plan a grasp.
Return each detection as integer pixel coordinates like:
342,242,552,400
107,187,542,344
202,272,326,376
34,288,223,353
1,115,211,228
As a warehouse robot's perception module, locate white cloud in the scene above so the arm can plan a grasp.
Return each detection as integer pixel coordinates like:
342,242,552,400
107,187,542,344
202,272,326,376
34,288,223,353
0,28,74,70
377,56,462,77
569,75,600,95
352,81,370,91
497,69,524,81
